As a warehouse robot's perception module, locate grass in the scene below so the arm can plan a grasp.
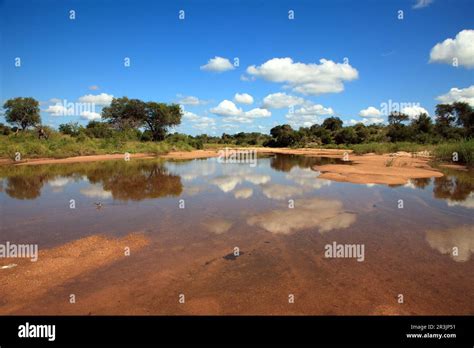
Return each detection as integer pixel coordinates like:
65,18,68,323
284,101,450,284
1,133,472,166
0,132,194,160
432,139,474,166
350,140,474,165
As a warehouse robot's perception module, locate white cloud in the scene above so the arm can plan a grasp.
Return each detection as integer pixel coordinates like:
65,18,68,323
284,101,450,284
210,100,271,123
182,110,200,121
351,106,385,125
182,109,216,130
413,0,433,9
400,106,430,119
234,188,253,199
247,57,359,95
245,108,271,118
285,104,334,127
429,30,474,68
359,106,382,118
347,118,384,125
80,184,112,199
234,93,254,105
78,93,114,106
44,104,72,116
261,184,303,200
247,198,356,235
177,94,207,106
210,100,243,117
436,85,474,106
80,111,101,120
262,92,305,109
200,56,235,72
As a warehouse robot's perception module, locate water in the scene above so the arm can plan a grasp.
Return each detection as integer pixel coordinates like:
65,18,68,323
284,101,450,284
0,154,473,314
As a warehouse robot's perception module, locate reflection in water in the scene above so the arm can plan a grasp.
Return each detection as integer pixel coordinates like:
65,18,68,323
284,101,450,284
0,160,182,201
234,188,253,199
426,225,474,262
261,183,303,200
270,154,347,172
247,197,357,234
201,218,233,234
5,176,45,199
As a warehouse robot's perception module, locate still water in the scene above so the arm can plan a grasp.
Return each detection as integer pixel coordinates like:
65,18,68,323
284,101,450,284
0,154,473,314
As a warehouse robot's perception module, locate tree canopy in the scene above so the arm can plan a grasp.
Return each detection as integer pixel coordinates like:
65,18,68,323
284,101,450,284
3,97,41,130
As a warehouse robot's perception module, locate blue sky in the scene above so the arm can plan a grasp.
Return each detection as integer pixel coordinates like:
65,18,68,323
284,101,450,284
1,0,473,135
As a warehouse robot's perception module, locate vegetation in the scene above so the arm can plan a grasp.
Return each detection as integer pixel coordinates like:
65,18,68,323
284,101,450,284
1,96,473,165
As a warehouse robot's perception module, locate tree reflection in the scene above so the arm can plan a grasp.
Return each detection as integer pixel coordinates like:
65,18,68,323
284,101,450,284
270,154,345,172
0,159,182,200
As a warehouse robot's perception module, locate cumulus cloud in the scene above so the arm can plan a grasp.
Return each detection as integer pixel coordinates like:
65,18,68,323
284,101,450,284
261,183,303,200
210,100,271,123
181,107,217,131
247,57,358,95
436,85,474,107
210,173,270,193
177,94,208,106
349,106,386,125
234,187,253,199
285,167,332,190
429,30,474,68
80,111,101,120
400,106,430,119
246,198,356,235
359,106,382,118
78,93,114,106
210,100,243,117
262,92,305,109
347,118,384,125
285,104,334,127
200,56,235,72
201,218,233,234
425,225,474,262
44,104,72,116
413,0,433,9
234,93,254,105
80,184,112,199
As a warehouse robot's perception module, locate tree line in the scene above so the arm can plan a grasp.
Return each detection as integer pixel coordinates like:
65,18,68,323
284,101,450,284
266,102,473,147
1,97,472,148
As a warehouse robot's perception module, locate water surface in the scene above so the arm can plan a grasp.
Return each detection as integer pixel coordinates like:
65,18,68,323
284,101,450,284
0,154,473,314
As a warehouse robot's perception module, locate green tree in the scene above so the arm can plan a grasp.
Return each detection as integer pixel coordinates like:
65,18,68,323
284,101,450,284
59,122,84,137
101,97,147,130
452,102,474,137
387,112,411,142
144,102,182,141
85,121,113,138
3,97,41,130
322,117,343,132
435,104,458,139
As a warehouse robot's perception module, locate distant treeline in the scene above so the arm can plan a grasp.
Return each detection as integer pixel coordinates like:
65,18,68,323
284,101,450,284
1,96,472,149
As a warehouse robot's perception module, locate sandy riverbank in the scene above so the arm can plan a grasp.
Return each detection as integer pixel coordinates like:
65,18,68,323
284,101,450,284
0,147,445,185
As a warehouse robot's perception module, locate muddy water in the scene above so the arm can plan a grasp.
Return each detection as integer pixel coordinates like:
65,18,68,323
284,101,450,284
0,154,473,315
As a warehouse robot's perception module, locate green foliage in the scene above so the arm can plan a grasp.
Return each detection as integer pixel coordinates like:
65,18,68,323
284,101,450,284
3,97,41,130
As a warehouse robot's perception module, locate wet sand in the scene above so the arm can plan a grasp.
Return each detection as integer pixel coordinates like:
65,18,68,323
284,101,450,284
1,224,472,315
0,233,149,314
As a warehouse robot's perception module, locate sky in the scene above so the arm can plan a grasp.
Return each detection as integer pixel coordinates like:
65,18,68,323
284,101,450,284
1,0,473,135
